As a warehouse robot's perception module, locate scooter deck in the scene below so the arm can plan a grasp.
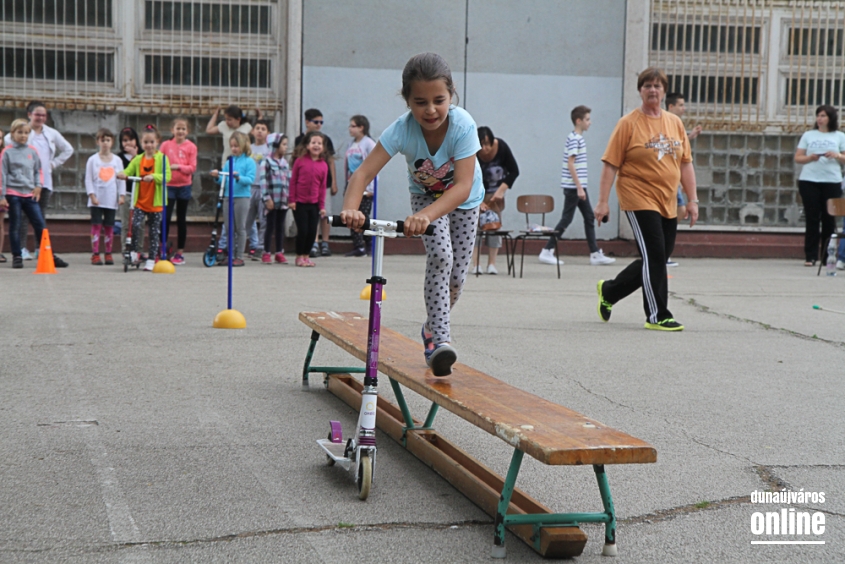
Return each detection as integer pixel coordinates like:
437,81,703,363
317,438,354,471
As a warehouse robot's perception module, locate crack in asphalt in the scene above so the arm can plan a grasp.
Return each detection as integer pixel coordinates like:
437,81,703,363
0,520,495,556
672,293,845,347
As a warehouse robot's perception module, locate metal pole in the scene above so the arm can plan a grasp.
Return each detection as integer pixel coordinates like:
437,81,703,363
227,157,234,310
161,155,168,260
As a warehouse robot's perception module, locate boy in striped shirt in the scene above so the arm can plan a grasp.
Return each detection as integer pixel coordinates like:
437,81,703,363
539,105,615,266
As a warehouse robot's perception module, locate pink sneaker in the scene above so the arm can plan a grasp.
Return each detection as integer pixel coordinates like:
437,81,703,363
295,256,306,267
275,252,288,264
262,252,272,264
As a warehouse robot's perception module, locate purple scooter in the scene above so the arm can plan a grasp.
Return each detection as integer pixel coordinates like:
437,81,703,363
314,216,433,500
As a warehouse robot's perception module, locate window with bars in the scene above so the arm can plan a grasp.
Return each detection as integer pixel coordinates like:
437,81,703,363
144,1,271,34
1,47,114,82
144,54,270,88
0,0,112,27
652,23,761,54
668,74,759,105
787,27,844,56
785,78,844,106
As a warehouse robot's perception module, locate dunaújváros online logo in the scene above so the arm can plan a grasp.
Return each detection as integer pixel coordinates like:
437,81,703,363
750,490,826,545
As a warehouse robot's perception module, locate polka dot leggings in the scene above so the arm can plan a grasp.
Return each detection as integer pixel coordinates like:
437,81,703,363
411,194,480,345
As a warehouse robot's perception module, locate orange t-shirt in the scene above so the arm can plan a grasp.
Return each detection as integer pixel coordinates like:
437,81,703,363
601,109,692,218
135,155,161,213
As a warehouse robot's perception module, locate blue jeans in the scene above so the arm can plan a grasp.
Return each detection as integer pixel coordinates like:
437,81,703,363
7,195,45,257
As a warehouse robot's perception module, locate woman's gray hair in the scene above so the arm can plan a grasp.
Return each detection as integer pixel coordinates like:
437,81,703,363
401,53,457,103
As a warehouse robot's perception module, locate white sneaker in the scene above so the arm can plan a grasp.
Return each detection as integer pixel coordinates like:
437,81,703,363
487,264,498,275
21,249,34,261
143,259,155,271
471,264,483,275
666,258,679,267
538,248,564,265
590,249,616,265
837,260,845,270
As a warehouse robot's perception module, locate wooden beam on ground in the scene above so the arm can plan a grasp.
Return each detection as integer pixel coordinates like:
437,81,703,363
326,373,588,558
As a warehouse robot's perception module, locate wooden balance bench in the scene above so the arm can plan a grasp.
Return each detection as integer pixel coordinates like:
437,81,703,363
300,311,656,559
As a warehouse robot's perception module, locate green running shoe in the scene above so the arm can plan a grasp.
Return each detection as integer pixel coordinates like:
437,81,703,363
597,280,612,322
644,318,684,331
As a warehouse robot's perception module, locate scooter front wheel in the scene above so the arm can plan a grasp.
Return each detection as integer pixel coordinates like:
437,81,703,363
202,249,217,267
357,452,372,500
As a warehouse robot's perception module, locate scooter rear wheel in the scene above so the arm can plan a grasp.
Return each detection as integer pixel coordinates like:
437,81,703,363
202,249,216,267
357,452,372,500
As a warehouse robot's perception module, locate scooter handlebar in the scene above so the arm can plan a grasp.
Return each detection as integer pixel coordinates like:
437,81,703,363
329,215,435,236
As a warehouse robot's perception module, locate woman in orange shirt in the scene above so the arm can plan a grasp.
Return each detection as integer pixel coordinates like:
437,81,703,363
593,67,699,332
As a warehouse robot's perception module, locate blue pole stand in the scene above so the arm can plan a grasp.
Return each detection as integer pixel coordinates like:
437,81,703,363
214,157,246,328
153,154,175,273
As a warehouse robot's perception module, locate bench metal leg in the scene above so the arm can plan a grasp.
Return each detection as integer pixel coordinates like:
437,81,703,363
594,464,618,556
389,378,415,430
423,403,439,428
302,331,321,387
302,330,366,388
390,378,440,446
492,448,524,558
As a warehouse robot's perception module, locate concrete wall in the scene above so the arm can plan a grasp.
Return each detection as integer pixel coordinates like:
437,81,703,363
302,0,626,242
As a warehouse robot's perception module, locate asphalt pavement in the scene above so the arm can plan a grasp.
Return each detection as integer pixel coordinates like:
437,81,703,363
1,251,843,563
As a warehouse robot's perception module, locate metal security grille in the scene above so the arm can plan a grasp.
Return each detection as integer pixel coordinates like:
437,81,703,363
2,0,113,26
650,0,769,132
650,0,845,133
145,1,271,34
0,0,285,115
1,47,114,82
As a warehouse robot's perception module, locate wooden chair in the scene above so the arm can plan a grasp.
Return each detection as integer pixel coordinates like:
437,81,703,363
817,197,845,276
513,195,561,279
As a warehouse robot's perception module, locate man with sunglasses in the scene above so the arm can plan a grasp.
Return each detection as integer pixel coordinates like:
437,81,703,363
295,109,337,257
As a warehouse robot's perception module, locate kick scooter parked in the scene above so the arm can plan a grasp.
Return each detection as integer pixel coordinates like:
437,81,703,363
309,215,433,500
203,170,231,267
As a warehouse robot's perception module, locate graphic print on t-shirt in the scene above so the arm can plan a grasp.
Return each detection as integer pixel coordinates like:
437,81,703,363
644,134,683,161
99,166,115,182
411,157,455,197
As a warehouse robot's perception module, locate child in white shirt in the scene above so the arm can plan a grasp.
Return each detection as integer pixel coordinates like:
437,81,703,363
85,128,126,265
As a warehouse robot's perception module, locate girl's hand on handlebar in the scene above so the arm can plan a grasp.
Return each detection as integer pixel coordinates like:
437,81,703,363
319,208,327,218
142,175,154,182
211,170,219,178
117,172,127,180
340,209,366,231
403,214,432,237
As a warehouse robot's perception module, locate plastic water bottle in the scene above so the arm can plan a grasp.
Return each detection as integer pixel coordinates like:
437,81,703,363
826,234,837,276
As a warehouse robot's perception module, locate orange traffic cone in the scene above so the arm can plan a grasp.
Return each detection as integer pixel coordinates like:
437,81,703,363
34,229,57,274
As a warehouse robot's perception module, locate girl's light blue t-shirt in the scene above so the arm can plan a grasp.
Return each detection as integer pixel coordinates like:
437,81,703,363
378,106,484,209
797,129,845,183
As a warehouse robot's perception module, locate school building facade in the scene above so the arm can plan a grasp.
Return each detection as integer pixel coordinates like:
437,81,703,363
1,0,841,244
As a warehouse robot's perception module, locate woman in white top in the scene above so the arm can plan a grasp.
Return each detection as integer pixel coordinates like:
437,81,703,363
794,104,845,266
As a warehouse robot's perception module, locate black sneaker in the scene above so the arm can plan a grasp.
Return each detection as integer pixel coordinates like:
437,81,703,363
309,243,319,258
321,242,332,257
597,280,612,322
53,255,69,268
644,318,684,331
12,256,23,269
427,343,457,377
345,248,366,257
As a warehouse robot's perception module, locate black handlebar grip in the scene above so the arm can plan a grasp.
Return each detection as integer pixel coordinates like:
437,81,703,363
396,221,435,236
330,215,373,231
